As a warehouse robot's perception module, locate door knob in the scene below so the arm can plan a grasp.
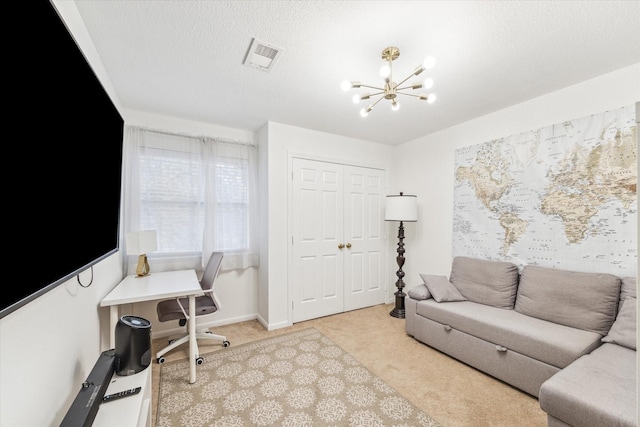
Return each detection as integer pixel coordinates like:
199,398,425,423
346,243,352,248
338,243,345,249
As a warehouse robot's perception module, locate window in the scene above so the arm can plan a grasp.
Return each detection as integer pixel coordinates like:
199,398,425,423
140,146,206,253
121,127,259,271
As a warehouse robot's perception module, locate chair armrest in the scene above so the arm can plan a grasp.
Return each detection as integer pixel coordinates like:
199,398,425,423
174,298,190,320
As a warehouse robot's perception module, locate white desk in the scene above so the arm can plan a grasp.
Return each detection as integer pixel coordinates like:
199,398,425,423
100,270,202,383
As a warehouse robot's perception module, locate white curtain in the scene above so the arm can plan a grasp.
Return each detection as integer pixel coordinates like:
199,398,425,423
202,136,260,270
120,126,259,273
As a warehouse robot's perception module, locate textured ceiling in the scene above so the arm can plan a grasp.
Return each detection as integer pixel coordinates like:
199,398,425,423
71,0,640,146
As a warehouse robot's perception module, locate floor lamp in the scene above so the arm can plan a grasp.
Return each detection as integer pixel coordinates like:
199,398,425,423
385,193,417,318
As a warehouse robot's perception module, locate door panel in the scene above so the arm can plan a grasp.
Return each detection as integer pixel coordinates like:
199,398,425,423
343,166,386,310
292,158,344,322
291,158,385,322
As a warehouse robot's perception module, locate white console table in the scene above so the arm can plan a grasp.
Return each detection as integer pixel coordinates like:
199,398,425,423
93,366,151,427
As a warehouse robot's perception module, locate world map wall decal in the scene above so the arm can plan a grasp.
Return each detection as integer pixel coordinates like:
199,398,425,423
453,104,637,276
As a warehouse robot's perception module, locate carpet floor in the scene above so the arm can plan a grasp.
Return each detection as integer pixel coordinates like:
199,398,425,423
151,303,547,426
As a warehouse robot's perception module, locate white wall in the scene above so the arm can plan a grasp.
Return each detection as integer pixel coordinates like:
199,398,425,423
260,122,395,329
0,254,123,427
393,63,640,290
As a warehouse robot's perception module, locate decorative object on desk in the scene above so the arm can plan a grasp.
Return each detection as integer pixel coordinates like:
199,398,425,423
385,192,418,318
156,327,441,427
341,46,436,117
125,230,157,277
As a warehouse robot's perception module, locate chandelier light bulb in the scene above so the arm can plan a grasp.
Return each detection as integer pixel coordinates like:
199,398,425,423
391,100,400,111
422,56,436,70
341,80,352,91
423,77,434,89
360,108,369,117
427,93,437,103
352,94,361,103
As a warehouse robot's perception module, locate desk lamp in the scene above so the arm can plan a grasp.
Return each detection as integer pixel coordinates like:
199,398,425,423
126,230,158,277
385,193,417,318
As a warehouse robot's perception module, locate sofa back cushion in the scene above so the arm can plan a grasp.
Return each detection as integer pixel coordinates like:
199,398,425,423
619,276,636,311
601,297,636,350
449,257,519,308
514,265,621,335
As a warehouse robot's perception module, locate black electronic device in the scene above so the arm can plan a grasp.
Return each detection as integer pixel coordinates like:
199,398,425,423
115,316,152,376
102,387,142,403
2,0,124,319
60,350,116,427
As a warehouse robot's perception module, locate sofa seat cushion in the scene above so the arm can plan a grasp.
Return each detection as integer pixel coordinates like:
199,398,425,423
539,343,637,427
415,299,602,368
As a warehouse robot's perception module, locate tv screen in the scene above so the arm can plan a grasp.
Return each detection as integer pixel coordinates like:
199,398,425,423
1,1,124,318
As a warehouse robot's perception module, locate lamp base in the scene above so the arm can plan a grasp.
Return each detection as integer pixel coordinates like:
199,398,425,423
389,219,407,319
389,291,406,318
135,254,150,277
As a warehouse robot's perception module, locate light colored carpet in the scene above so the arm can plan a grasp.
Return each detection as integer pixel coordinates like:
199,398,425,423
156,327,442,426
152,303,547,427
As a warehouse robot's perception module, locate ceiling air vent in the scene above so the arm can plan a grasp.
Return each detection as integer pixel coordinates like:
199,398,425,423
243,38,284,72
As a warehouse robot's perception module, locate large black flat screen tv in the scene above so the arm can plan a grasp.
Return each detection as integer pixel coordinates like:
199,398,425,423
1,1,124,319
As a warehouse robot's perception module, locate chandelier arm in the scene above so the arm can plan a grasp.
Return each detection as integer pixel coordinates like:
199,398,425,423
395,72,419,88
396,92,428,99
366,91,385,97
396,84,421,91
368,95,386,110
359,84,386,91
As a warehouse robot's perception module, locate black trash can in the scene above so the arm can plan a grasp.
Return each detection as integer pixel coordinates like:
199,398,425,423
115,315,151,376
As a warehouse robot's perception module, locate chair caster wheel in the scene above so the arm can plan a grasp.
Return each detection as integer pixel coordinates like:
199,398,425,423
223,340,231,347
196,357,204,365
157,356,166,364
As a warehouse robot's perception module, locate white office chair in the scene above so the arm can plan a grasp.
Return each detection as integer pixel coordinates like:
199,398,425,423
155,252,230,364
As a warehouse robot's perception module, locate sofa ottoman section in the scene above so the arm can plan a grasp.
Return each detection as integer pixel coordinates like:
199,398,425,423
540,292,637,427
539,343,637,427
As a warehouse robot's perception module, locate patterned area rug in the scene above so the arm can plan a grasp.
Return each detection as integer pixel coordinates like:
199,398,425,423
156,327,442,426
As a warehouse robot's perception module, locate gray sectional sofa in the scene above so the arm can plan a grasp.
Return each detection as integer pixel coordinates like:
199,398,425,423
405,256,637,427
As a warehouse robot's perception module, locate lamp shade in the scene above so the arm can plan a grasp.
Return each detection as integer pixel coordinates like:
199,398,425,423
125,230,158,255
385,194,417,222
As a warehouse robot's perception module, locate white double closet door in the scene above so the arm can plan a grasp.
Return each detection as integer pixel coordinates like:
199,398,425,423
290,157,386,323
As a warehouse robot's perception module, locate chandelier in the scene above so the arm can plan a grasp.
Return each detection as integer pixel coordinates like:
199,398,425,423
341,46,436,117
